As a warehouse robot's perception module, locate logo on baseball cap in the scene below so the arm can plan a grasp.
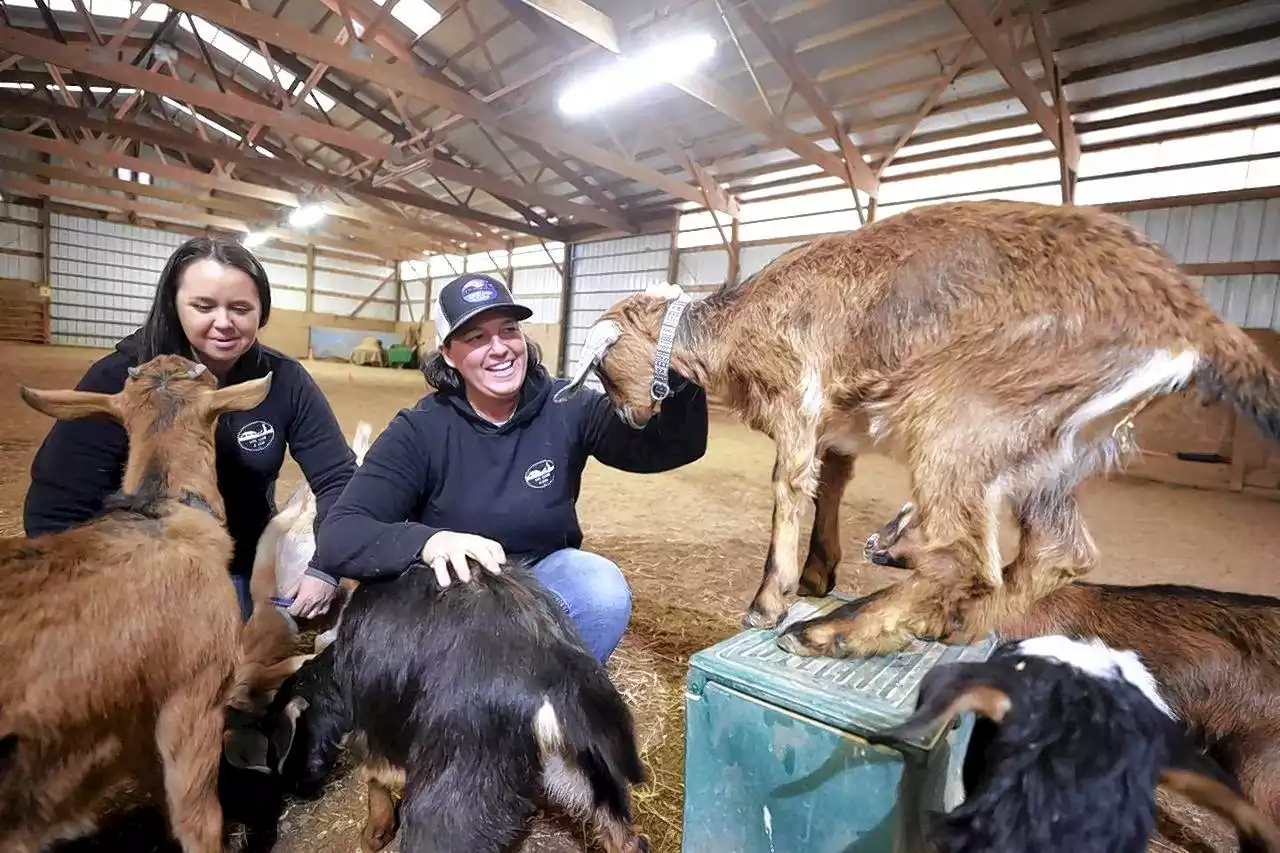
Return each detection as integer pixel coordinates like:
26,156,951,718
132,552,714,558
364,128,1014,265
435,273,533,343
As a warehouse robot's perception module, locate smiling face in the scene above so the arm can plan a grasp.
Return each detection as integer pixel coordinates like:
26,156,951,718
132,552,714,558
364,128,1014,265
441,309,528,407
175,258,262,370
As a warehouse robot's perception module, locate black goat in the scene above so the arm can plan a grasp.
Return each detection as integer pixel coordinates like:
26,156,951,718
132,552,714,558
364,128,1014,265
869,635,1280,853
281,554,651,853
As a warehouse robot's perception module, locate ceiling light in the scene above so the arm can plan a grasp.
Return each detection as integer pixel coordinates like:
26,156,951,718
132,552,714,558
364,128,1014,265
288,203,326,227
242,232,268,247
557,32,717,117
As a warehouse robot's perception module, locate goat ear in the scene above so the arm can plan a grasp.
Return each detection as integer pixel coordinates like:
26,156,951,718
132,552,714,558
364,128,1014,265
223,727,272,774
1160,740,1280,851
553,320,621,403
270,694,310,775
19,387,121,422
867,665,1012,746
203,372,273,417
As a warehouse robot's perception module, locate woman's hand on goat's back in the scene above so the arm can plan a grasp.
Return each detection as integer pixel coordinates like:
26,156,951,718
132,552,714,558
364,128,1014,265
421,530,506,587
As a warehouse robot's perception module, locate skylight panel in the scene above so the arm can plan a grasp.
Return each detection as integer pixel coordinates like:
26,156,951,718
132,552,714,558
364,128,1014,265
373,0,441,37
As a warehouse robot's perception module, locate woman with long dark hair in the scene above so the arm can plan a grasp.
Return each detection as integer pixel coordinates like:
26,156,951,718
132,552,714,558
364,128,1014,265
23,234,356,621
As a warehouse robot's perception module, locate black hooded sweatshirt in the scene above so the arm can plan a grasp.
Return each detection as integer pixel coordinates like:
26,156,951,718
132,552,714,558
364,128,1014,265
314,364,708,582
22,330,356,582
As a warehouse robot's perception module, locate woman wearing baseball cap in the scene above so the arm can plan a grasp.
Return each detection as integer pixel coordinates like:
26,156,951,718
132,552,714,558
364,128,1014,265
314,272,708,661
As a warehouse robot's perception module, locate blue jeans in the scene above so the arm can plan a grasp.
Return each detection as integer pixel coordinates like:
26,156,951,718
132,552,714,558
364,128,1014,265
231,573,253,622
531,548,632,662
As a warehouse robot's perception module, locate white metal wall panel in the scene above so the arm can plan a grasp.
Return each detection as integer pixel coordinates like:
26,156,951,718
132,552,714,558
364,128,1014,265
677,247,728,288
252,245,308,312
1124,200,1280,329
511,264,561,324
48,213,184,348
312,256,395,321
738,240,806,280
567,233,672,389
0,202,41,281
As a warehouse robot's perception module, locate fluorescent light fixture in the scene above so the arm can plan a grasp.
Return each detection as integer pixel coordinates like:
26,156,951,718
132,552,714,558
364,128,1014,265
242,232,268,247
288,204,326,227
557,33,717,117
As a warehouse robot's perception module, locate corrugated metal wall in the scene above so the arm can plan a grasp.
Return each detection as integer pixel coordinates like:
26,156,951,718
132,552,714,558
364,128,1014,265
0,202,41,282
48,212,185,348
566,233,671,389
1123,199,1280,330
312,253,396,321
254,245,309,312
739,241,806,280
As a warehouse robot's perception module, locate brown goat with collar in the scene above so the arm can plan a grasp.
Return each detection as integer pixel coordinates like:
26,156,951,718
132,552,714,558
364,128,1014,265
556,200,1280,658
0,354,271,853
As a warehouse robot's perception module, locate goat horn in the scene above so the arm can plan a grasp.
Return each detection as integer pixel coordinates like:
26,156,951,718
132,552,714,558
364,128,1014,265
188,363,208,379
127,366,141,379
553,320,621,403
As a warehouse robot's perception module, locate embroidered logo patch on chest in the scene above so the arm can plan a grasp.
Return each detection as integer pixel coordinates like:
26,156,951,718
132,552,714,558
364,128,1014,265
237,420,276,452
524,459,556,489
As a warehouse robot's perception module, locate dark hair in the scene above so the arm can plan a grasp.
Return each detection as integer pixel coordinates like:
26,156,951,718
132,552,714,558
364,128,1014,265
139,235,272,362
421,339,544,392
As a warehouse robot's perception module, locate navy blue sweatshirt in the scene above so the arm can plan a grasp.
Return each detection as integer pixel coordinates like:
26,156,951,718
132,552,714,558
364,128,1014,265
23,330,356,581
314,364,708,581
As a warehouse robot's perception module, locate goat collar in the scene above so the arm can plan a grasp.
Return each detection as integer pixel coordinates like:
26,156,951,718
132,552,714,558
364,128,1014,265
179,489,220,520
650,293,691,401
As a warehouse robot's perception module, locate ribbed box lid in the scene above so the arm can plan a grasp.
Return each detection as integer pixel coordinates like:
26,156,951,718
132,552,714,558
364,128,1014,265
688,593,999,752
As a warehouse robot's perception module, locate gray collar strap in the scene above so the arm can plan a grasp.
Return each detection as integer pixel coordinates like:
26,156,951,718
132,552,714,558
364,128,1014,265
651,294,691,401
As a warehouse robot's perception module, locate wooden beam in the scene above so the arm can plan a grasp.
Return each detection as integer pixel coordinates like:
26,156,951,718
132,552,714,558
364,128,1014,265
516,0,620,53
0,93,524,245
162,0,732,214
0,29,393,163
0,128,466,250
945,0,1068,166
1025,0,1079,198
0,175,396,257
670,71,869,192
731,1,878,197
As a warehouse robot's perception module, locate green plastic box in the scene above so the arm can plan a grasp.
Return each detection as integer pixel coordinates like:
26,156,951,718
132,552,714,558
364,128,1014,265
680,593,998,853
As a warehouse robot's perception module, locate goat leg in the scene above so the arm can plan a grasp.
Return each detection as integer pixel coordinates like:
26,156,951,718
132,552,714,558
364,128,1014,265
155,667,228,853
798,450,855,598
360,771,401,853
777,565,997,658
863,501,919,570
745,435,819,629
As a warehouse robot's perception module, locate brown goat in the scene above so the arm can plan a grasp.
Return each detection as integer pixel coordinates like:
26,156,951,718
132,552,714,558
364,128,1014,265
555,200,1280,658
0,354,272,853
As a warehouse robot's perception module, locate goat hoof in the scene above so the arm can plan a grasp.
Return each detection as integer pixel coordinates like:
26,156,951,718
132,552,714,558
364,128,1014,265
742,606,783,630
797,570,835,598
870,549,911,570
636,835,652,853
361,827,395,853
862,532,880,560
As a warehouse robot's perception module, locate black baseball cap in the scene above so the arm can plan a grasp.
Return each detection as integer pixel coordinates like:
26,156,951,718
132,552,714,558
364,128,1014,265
435,273,533,344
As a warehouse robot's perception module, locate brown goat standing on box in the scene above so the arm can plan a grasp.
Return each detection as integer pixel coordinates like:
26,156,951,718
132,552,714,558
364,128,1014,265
0,354,272,853
554,200,1280,657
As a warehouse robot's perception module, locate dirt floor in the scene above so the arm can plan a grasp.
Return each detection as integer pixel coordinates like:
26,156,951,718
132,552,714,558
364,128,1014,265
5,340,1280,853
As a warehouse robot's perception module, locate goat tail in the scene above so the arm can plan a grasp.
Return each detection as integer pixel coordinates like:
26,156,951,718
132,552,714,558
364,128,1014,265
1190,316,1280,443
534,676,646,820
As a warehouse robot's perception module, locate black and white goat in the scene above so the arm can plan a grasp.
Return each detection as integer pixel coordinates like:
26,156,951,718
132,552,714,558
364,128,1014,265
870,635,1280,853
277,554,651,853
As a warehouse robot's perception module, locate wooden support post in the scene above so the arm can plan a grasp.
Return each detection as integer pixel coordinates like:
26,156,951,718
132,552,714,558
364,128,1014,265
667,212,680,284
394,261,404,324
505,238,515,287
556,241,573,378
40,198,51,286
726,216,741,288
305,244,316,312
